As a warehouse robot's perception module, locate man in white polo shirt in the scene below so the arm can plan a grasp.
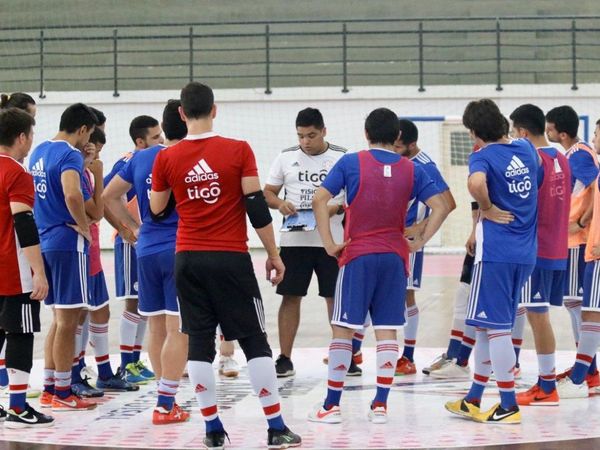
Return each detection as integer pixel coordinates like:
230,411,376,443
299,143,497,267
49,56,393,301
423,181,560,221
264,108,357,377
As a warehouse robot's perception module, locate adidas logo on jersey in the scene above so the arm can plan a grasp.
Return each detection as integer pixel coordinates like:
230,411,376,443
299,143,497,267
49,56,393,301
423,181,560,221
185,159,219,183
258,388,271,398
533,292,542,300
30,158,46,178
505,156,530,178
477,311,488,319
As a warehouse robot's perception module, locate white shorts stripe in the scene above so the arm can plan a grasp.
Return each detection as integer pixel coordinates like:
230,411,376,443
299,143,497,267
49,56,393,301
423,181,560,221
466,262,482,320
333,265,345,323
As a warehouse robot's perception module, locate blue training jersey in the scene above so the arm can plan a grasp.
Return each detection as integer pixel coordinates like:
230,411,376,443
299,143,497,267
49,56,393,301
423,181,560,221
29,140,90,253
104,151,138,246
406,150,449,226
469,138,538,265
321,149,441,208
118,144,178,258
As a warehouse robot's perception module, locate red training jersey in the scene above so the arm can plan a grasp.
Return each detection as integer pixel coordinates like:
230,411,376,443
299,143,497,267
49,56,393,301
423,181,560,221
0,155,35,295
151,132,259,253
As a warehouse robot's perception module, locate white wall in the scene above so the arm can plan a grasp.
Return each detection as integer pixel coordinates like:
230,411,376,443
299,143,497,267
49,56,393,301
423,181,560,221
27,83,600,248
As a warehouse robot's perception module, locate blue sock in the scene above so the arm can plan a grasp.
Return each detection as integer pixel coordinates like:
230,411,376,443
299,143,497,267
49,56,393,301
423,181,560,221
120,352,134,371
97,361,114,380
446,338,462,360
456,344,472,367
0,368,8,387
324,390,342,408
588,356,597,375
267,415,285,431
9,392,26,413
538,376,556,394
465,382,485,405
351,334,363,355
133,350,141,362
71,362,82,384
402,345,415,362
205,416,225,433
78,357,86,370
571,361,589,385
499,390,517,409
513,347,521,367
157,393,175,410
373,386,391,405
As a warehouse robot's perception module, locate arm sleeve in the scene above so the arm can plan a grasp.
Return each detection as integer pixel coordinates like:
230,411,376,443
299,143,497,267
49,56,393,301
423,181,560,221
411,165,438,203
61,150,84,174
151,150,170,192
424,163,449,192
118,157,135,185
241,142,259,177
7,168,34,207
266,154,284,186
468,151,489,176
104,159,125,187
570,150,599,188
321,157,347,197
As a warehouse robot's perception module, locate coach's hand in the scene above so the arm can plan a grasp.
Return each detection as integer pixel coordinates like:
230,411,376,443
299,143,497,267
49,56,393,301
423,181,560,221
119,225,138,245
325,240,350,259
266,255,285,286
278,201,297,216
30,272,49,301
480,205,514,224
593,245,600,258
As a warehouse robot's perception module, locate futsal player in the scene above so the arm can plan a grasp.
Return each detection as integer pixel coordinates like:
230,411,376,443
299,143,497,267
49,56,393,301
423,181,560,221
0,108,54,427
264,108,352,378
308,108,448,424
103,115,163,384
445,99,538,424
104,99,190,424
31,103,98,411
393,119,456,375
150,82,301,448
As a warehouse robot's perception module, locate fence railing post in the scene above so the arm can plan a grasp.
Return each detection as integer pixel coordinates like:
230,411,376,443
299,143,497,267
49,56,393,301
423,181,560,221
341,23,349,93
39,30,45,98
418,21,425,92
265,24,272,94
496,19,503,91
571,19,578,90
113,28,119,97
189,26,194,82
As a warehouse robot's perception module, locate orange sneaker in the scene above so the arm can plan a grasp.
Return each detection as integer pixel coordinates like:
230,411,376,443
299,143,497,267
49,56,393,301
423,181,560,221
395,356,416,376
51,394,97,411
516,384,559,406
353,351,363,365
587,370,600,393
39,391,53,408
152,403,190,425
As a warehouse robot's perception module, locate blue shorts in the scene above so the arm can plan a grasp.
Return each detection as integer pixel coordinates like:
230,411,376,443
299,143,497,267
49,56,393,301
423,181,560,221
43,251,89,309
466,261,534,329
519,267,565,308
138,250,179,316
564,245,586,300
88,271,110,311
332,253,407,330
583,260,600,312
407,250,424,290
115,242,138,299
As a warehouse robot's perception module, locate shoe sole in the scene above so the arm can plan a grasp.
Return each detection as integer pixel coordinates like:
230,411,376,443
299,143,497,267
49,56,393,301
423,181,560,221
152,418,190,425
527,401,559,406
346,371,362,377
368,415,387,424
73,393,104,398
444,404,477,420
394,371,416,376
276,371,296,378
268,442,301,449
4,420,54,429
307,415,341,424
51,404,97,412
97,387,139,392
39,404,52,409
429,372,470,380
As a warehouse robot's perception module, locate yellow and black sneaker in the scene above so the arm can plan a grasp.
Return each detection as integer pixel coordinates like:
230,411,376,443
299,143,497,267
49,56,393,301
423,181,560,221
474,403,521,424
444,398,480,420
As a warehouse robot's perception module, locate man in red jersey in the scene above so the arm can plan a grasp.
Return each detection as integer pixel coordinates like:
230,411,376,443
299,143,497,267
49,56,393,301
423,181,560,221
0,108,53,428
150,82,301,450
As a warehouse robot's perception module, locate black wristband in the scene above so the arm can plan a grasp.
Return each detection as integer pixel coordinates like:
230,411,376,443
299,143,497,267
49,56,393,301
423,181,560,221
470,201,479,211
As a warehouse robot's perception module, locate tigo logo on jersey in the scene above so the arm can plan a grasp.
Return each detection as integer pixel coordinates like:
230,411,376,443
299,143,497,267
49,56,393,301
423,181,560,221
185,159,221,204
505,156,532,199
185,159,219,183
31,158,47,199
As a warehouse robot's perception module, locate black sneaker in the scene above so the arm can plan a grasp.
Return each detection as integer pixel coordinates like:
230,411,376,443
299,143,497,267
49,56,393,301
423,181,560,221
0,405,6,421
275,355,295,378
72,377,104,398
5,403,54,429
267,426,302,449
203,430,230,450
346,360,362,377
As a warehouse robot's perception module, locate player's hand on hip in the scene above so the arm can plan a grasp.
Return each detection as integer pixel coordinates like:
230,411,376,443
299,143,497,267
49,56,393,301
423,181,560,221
278,201,297,216
592,245,600,258
408,236,424,253
325,239,350,258
481,205,514,224
266,255,285,286
30,272,49,301
568,221,583,235
67,223,92,242
119,226,138,245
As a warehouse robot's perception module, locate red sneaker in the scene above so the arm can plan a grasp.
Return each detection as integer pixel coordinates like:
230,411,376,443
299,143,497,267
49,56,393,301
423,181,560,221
353,351,363,365
556,367,572,381
51,394,97,411
587,370,600,393
395,356,416,376
39,391,53,408
152,403,190,425
516,384,559,406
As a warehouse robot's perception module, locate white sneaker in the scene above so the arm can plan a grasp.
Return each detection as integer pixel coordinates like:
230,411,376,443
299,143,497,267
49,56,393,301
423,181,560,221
429,360,471,379
80,366,98,385
367,405,387,424
422,353,449,375
557,377,588,399
218,356,239,378
0,385,42,399
308,402,341,423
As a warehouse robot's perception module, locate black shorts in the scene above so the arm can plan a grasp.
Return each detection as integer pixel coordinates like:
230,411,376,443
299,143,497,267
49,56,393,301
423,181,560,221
0,293,41,333
276,246,339,297
460,253,476,285
175,251,265,341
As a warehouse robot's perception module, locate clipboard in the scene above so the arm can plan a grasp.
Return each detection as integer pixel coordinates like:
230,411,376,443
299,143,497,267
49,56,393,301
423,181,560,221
281,209,316,232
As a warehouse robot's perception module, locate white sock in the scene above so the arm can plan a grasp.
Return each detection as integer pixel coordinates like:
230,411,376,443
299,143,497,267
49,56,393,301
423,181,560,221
188,361,219,421
247,357,283,423
565,300,582,345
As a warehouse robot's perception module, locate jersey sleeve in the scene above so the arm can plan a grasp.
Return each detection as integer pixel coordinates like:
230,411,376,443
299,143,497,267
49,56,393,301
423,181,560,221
321,156,347,197
411,164,438,203
240,142,259,178
61,150,84,175
104,159,126,187
118,156,135,185
424,163,449,192
468,151,489,176
7,166,34,207
151,149,170,192
266,154,284,186
569,150,599,188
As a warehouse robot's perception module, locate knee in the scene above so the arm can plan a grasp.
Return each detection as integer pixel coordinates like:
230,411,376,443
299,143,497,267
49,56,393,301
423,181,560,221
238,333,272,361
188,332,216,363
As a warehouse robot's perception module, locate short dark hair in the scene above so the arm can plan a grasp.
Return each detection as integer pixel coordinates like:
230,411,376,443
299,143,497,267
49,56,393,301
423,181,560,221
462,99,506,142
180,82,214,119
89,127,106,145
89,107,106,126
0,108,35,147
0,92,35,111
397,119,419,144
59,103,97,134
296,108,324,129
129,115,159,144
509,104,545,136
162,99,187,141
365,108,400,146
546,105,579,138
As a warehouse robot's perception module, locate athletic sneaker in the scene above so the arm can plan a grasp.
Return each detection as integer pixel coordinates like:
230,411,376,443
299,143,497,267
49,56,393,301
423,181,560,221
516,384,559,406
556,377,588,399
474,403,521,424
346,360,362,377
444,398,480,420
557,367,599,393
395,356,416,376
275,355,295,378
0,405,6,421
218,356,239,378
80,365,98,383
51,394,97,411
267,426,302,449
5,404,54,429
96,370,140,392
308,403,342,423
204,430,230,450
429,359,471,379
367,405,387,424
135,360,155,380
0,385,42,399
39,391,52,408
124,362,150,385
422,353,449,375
152,403,190,425
71,378,104,398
